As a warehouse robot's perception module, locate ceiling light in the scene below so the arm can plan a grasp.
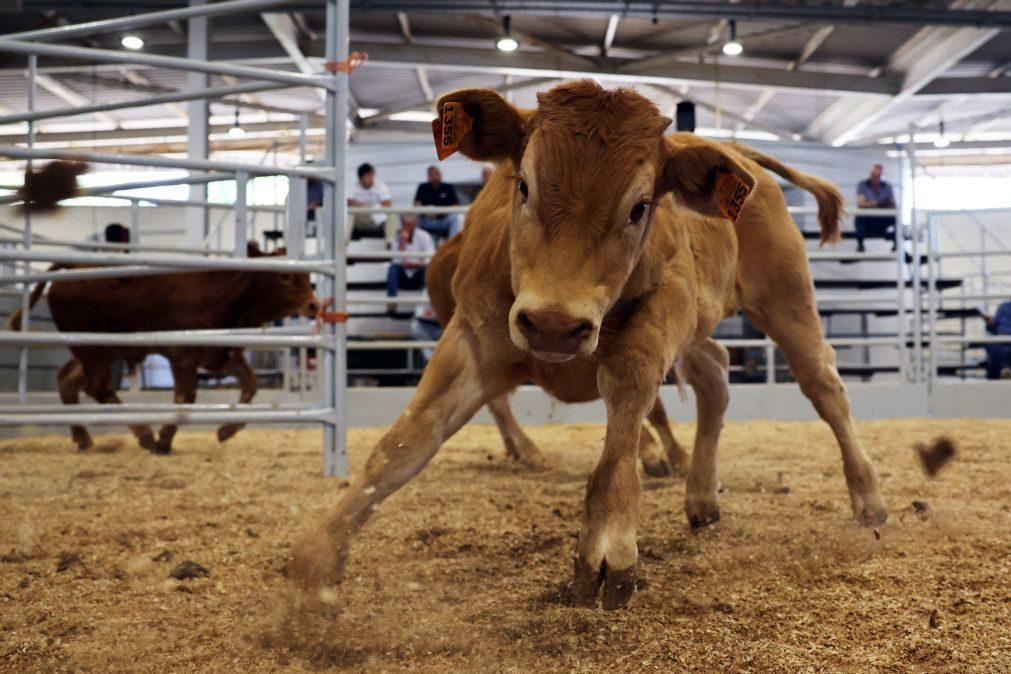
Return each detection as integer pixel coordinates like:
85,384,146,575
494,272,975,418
496,15,519,52
121,35,144,50
933,119,950,148
722,20,742,56
228,108,245,138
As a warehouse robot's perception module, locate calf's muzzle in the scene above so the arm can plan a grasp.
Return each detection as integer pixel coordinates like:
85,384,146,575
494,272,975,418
516,308,595,355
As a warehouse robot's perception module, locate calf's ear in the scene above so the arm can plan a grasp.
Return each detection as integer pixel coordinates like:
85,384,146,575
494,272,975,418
433,89,526,164
659,135,756,223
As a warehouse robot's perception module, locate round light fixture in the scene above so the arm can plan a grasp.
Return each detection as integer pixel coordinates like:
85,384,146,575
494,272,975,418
722,20,742,56
497,15,519,52
497,36,519,52
228,107,245,138
121,35,144,50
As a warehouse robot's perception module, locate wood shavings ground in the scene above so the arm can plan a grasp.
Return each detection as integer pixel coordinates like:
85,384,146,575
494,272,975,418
1,418,1009,672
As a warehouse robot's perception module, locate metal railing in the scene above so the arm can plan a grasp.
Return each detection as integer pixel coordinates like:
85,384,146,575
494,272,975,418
0,0,351,477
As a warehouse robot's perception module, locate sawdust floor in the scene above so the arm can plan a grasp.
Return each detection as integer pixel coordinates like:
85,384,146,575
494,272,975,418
1,418,1009,673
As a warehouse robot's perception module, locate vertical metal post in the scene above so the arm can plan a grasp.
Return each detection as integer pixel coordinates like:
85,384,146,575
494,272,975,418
765,341,775,385
906,127,922,383
286,176,306,260
185,0,210,248
234,170,248,257
18,55,37,404
979,222,989,314
299,113,308,163
927,214,939,403
894,144,908,382
130,199,141,246
322,0,349,478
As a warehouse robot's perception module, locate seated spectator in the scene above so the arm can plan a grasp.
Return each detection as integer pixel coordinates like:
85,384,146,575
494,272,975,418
104,222,129,250
386,215,434,313
414,165,460,240
854,163,897,253
349,163,397,241
981,299,1011,379
410,304,443,364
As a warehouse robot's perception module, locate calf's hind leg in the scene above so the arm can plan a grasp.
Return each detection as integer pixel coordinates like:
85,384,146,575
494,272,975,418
746,297,887,526
289,320,514,594
58,359,93,450
486,393,550,469
640,396,689,478
216,350,257,443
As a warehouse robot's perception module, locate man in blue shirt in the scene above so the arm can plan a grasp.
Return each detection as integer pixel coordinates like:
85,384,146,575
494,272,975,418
855,163,897,253
414,166,461,240
981,300,1011,379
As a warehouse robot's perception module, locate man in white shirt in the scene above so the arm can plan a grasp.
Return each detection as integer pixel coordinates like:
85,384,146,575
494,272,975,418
386,215,434,312
349,162,398,241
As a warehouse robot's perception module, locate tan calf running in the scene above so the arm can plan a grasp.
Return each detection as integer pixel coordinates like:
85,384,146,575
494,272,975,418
292,81,886,609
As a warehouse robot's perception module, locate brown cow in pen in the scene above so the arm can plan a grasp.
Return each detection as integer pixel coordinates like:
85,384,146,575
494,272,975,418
291,81,888,609
6,244,319,454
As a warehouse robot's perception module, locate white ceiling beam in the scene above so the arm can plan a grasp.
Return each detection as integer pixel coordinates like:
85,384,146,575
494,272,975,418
804,0,1010,146
33,73,119,128
461,14,600,71
353,41,899,96
395,13,434,105
601,14,620,57
117,68,188,120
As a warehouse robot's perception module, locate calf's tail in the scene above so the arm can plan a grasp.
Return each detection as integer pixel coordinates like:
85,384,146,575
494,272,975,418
4,276,50,331
730,143,844,246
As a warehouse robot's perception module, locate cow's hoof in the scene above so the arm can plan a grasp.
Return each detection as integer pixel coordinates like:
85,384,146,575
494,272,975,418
688,508,721,530
137,435,158,452
75,440,94,451
217,424,241,443
641,457,673,478
515,451,552,472
572,556,636,610
152,442,172,456
854,502,888,527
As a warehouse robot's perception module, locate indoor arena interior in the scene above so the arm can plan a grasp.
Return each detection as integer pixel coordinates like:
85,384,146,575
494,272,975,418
1,1,1010,672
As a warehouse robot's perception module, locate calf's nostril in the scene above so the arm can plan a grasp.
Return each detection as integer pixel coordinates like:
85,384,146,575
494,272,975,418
518,311,535,333
570,320,594,340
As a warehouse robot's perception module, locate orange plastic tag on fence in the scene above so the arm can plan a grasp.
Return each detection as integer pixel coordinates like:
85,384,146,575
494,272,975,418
314,298,348,334
431,101,473,161
714,171,751,223
324,51,368,73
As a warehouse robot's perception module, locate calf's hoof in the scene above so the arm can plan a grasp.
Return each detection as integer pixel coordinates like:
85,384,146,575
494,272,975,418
72,434,94,451
641,456,672,478
152,440,173,455
853,499,888,527
217,424,242,443
137,434,158,453
572,555,636,610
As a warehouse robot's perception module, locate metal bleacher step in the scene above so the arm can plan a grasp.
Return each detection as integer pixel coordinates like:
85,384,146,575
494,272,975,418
814,278,962,291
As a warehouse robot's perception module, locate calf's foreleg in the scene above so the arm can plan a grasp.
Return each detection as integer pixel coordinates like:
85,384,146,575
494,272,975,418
289,320,514,595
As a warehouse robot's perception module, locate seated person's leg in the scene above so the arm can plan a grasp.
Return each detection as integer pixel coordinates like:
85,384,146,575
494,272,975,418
854,216,868,252
984,343,1004,379
418,215,449,238
446,214,461,239
387,263,407,297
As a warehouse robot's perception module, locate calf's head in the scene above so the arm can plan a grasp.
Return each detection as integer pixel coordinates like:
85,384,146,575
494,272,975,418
248,244,320,319
437,81,755,362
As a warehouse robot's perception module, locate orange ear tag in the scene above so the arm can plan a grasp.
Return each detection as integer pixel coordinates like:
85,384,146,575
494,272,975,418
431,101,474,161
714,171,751,222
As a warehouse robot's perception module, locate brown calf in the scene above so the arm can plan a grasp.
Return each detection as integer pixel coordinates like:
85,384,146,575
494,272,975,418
291,81,886,609
7,245,318,453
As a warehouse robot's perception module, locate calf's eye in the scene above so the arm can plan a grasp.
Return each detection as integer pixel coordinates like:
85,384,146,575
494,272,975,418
628,200,650,225
518,180,529,202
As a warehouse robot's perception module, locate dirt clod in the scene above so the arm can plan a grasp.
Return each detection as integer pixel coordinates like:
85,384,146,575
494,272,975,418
169,560,209,581
911,500,932,520
152,550,175,563
55,552,82,573
915,436,957,477
930,609,940,628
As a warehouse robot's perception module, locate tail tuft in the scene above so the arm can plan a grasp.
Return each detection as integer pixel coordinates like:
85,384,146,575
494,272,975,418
17,161,89,213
